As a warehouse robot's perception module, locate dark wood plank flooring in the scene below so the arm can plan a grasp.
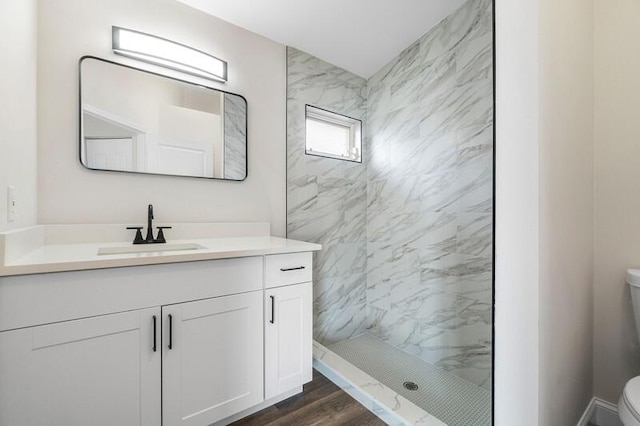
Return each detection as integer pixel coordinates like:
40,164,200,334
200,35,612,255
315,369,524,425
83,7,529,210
231,369,386,425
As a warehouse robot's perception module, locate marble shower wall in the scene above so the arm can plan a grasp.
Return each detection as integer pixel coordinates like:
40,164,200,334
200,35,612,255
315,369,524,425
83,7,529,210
286,47,369,345
365,0,493,388
286,0,493,389
223,94,247,180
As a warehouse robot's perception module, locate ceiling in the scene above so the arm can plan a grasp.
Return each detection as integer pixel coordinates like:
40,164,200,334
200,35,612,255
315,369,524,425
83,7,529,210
175,0,467,78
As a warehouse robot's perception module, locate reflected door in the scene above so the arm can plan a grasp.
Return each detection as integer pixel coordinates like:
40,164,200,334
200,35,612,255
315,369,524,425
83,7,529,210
85,137,134,171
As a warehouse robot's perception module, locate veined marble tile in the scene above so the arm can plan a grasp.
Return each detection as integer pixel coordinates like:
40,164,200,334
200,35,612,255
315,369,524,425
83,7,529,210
287,175,318,212
447,271,493,302
392,134,459,175
402,288,460,329
457,121,493,149
316,176,367,212
365,304,389,332
367,243,420,283
389,53,458,114
367,81,391,121
366,276,391,311
366,209,392,243
414,0,490,65
456,32,493,86
457,212,493,257
456,294,492,327
416,172,461,212
314,273,368,345
365,140,391,181
367,172,461,214
287,206,344,245
369,266,421,315
456,165,494,213
373,311,420,348
457,123,493,170
405,212,459,252
289,151,367,182
418,80,493,140
371,107,422,149
223,94,247,180
419,251,492,285
314,242,367,278
367,40,422,90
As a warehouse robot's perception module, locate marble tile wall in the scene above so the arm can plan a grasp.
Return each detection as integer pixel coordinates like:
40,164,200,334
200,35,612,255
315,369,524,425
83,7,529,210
286,47,369,345
287,0,493,389
223,94,247,180
365,0,493,388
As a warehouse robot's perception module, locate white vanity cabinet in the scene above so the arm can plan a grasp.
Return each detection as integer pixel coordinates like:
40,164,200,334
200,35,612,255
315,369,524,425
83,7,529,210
264,281,312,400
0,308,162,426
162,291,264,426
264,252,313,400
0,245,318,426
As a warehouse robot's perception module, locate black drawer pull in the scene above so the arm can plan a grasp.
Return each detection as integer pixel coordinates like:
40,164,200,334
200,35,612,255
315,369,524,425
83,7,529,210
168,314,173,350
270,295,275,324
152,315,157,352
280,266,306,272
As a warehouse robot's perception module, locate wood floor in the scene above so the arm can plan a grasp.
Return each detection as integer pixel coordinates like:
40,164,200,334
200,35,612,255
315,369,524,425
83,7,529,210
231,370,386,426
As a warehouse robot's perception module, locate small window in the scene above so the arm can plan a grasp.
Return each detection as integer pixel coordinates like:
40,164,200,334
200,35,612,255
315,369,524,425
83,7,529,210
305,105,362,162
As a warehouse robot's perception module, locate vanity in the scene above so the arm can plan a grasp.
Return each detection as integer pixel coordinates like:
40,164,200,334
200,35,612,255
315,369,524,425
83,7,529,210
0,223,320,426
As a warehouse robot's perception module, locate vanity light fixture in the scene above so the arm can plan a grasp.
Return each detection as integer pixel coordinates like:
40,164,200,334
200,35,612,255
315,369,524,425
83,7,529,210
112,26,227,82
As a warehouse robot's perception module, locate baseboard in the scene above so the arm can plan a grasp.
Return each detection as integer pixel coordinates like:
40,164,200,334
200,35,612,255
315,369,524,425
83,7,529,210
210,386,302,425
578,397,622,426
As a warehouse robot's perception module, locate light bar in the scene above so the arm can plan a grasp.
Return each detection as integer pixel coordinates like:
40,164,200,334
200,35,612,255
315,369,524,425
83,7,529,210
112,26,227,82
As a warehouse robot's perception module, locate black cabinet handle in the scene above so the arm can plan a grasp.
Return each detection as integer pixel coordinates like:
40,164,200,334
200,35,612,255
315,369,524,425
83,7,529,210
168,314,173,350
270,295,275,324
280,266,305,272
152,315,157,352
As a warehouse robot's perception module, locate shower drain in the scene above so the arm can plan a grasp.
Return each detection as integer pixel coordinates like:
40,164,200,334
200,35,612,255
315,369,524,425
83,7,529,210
403,381,419,391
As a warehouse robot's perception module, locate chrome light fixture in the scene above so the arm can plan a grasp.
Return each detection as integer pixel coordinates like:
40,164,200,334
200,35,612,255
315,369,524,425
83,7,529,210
112,26,227,82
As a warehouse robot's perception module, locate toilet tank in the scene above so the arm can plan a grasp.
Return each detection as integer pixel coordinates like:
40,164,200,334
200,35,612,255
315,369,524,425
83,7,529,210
627,269,640,341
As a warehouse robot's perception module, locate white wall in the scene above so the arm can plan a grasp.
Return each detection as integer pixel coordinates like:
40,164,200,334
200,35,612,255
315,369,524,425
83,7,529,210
37,0,286,235
0,0,38,231
538,0,594,424
594,0,640,404
494,0,540,423
496,0,595,424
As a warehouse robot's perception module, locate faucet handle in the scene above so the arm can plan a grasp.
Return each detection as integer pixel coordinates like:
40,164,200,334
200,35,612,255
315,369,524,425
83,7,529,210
155,226,172,244
126,227,145,244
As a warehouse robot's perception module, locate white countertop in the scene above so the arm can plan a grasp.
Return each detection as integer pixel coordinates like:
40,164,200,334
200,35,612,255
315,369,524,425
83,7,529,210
0,224,321,277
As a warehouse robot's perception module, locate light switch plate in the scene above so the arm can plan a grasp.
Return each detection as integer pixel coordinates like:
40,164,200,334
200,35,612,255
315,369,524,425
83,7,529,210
7,186,16,222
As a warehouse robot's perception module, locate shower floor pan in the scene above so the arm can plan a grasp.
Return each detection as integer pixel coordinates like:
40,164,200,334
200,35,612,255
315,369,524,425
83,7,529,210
313,334,490,426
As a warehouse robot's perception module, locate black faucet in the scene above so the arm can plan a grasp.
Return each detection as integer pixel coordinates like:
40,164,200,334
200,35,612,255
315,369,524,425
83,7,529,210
127,204,172,244
146,204,154,243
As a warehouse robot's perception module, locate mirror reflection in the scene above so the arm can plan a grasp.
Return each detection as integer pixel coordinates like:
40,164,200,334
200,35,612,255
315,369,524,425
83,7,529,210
79,57,247,180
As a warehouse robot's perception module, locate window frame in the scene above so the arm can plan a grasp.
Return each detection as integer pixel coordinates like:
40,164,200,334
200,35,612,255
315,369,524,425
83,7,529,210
304,104,362,163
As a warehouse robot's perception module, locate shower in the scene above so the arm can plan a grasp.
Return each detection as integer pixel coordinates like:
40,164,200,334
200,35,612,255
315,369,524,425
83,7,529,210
286,0,493,424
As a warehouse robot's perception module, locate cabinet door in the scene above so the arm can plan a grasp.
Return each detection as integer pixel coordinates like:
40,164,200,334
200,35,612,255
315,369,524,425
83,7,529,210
0,308,161,426
265,282,312,400
162,291,263,426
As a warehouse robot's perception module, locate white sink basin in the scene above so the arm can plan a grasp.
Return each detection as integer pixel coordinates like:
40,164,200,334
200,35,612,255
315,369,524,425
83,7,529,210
97,243,206,256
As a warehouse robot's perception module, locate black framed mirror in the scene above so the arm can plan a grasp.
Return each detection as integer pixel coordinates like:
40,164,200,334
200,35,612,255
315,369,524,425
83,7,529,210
79,56,247,180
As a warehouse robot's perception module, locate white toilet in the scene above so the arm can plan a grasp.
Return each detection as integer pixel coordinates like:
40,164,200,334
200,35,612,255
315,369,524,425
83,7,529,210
619,269,640,425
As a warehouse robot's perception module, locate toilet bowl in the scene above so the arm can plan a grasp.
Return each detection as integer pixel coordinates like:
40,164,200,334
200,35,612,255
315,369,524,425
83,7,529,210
619,270,640,425
620,376,640,425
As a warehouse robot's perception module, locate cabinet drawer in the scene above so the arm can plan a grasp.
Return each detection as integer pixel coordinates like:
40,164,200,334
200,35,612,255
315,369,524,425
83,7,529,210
265,253,312,288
